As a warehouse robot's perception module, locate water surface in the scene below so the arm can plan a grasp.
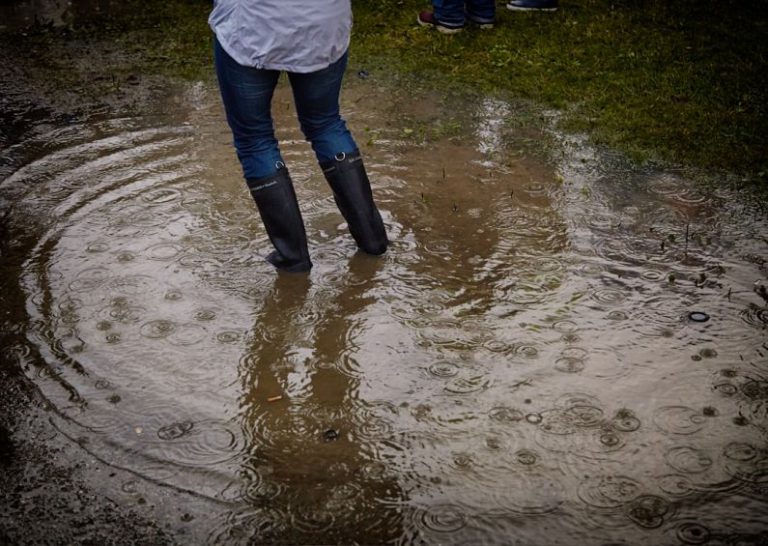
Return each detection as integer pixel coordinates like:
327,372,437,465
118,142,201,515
1,78,767,544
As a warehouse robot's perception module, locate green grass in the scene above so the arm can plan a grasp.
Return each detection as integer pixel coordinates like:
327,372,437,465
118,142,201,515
352,0,767,177
2,0,766,179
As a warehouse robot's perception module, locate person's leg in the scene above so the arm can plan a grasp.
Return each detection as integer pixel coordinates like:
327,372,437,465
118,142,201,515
286,51,356,164
288,54,388,256
432,0,467,27
214,37,284,179
214,38,311,272
466,0,496,25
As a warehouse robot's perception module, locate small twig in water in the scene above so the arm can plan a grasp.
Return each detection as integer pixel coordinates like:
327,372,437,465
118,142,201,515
510,378,532,391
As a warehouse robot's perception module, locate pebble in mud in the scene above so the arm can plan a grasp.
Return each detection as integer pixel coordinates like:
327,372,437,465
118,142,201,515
323,429,340,442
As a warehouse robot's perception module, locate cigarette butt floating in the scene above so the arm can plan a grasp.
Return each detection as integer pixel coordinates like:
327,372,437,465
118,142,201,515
267,395,283,402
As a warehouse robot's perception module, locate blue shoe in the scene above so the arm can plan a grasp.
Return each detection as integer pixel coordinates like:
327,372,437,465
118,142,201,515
506,0,558,11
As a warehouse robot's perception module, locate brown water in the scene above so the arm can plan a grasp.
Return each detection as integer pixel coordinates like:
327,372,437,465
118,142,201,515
1,78,768,544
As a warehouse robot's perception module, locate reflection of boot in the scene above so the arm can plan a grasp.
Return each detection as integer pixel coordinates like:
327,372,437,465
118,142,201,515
320,151,388,256
246,167,312,273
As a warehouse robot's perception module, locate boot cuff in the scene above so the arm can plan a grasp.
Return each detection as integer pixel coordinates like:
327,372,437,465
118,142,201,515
320,149,363,174
246,166,290,193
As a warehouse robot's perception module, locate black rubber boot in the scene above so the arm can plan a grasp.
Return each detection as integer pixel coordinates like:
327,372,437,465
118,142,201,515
246,167,312,273
320,151,388,255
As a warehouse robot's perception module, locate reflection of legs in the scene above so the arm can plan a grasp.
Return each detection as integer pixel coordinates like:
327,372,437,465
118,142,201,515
241,259,403,542
289,53,388,256
249,275,311,401
214,38,311,272
244,275,311,471
310,255,380,406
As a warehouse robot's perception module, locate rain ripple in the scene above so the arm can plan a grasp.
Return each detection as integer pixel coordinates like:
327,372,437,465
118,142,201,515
653,406,707,435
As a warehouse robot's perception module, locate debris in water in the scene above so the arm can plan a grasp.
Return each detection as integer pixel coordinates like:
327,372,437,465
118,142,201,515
755,281,768,303
323,429,340,442
688,311,710,323
267,395,283,402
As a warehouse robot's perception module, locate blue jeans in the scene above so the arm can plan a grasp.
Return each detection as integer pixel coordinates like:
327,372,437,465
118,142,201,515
433,0,495,26
214,38,358,180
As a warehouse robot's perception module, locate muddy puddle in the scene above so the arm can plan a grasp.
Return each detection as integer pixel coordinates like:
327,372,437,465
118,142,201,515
1,72,767,545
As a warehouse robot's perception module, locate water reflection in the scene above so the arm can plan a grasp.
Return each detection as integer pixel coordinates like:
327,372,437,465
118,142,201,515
225,259,404,544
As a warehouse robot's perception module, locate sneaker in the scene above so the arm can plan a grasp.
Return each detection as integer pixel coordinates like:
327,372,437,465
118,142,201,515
417,10,464,34
506,0,558,11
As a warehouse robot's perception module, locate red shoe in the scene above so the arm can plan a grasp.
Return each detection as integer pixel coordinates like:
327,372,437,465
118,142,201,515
416,10,464,34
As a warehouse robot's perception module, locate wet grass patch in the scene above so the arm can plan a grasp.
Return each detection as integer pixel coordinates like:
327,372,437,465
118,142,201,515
354,0,768,179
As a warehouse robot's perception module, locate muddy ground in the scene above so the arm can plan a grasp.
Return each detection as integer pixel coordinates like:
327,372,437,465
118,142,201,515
0,12,212,544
